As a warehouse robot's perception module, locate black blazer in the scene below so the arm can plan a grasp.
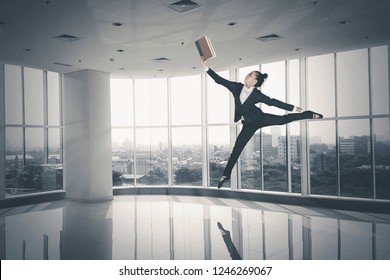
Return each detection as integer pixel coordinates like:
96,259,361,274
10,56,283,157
206,68,294,124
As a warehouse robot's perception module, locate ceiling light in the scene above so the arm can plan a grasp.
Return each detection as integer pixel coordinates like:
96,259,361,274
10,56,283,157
152,57,171,62
338,20,349,25
53,34,81,42
167,0,201,13
256,34,283,42
53,62,73,67
227,22,238,26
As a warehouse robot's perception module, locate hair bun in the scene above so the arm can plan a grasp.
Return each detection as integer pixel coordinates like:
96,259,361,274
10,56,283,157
262,73,268,79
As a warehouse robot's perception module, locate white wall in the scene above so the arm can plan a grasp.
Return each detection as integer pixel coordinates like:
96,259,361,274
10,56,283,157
63,69,112,202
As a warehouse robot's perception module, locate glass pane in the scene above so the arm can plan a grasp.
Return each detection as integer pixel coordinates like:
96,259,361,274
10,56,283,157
47,71,61,126
309,121,337,196
373,118,390,199
14,128,45,194
135,128,168,186
5,65,23,124
260,61,286,115
5,127,23,196
111,128,134,187
135,78,168,126
307,54,335,117
171,75,201,125
371,46,389,114
240,127,261,190
24,67,44,125
288,60,302,193
290,122,302,193
111,79,133,126
208,125,230,187
288,59,300,108
207,70,230,124
339,119,372,198
172,127,202,186
48,128,61,158
337,49,369,117
263,125,288,192
47,128,63,190
25,128,44,166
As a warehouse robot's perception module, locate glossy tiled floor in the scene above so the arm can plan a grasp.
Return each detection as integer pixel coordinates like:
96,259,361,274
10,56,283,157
1,195,390,260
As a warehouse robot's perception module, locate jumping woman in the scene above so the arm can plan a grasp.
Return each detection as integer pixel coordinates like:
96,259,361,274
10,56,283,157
201,57,323,188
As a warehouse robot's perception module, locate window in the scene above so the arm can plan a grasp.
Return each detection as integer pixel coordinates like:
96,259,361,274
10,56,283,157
208,125,230,188
171,75,201,125
135,79,167,126
172,127,202,186
207,70,230,124
24,68,44,125
337,49,369,117
5,65,23,124
339,119,372,198
135,128,168,186
261,62,288,192
4,65,63,196
371,46,389,114
309,121,337,196
373,118,390,199
108,45,390,202
111,128,134,186
307,54,335,117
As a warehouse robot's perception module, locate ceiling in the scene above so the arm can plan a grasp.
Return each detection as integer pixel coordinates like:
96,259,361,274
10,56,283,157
1,0,390,79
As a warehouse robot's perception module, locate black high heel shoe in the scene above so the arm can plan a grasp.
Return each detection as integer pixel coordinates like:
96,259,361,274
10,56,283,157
217,176,230,189
217,222,229,235
307,110,323,119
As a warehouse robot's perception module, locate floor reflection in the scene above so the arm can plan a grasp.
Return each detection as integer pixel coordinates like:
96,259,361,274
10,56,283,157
1,195,390,260
217,222,242,260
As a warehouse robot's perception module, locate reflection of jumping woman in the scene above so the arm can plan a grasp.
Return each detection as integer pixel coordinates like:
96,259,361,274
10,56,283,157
201,58,323,188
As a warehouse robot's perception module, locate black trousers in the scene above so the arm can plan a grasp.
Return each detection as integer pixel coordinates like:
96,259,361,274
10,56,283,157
222,111,313,177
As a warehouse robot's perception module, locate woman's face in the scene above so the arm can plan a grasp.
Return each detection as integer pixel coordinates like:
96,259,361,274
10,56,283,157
244,71,258,87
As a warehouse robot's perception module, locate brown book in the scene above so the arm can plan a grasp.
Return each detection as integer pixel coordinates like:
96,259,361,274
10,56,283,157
195,36,216,60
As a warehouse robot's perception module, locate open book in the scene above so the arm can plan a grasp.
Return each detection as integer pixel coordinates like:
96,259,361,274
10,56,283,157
195,36,216,60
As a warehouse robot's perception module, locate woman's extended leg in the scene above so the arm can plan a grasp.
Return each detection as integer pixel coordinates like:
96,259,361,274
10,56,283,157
260,110,322,127
221,124,258,179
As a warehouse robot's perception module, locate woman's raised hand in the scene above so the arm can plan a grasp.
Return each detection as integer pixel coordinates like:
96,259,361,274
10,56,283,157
200,56,207,68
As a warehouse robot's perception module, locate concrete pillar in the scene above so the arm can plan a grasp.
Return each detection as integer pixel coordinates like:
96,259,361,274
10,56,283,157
63,70,112,202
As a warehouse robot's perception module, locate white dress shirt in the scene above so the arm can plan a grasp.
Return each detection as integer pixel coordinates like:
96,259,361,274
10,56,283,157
240,85,254,104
